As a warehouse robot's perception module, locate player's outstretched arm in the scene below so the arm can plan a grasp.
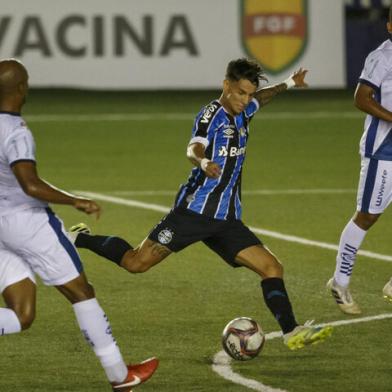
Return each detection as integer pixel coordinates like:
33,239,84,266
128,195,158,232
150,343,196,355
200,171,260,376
255,68,308,107
186,142,221,178
354,83,392,122
12,161,101,218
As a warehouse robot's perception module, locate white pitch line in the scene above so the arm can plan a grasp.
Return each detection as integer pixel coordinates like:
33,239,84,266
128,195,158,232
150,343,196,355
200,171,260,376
24,111,362,123
109,189,356,197
212,313,392,392
248,227,392,262
111,190,176,196
74,191,392,263
76,191,170,214
212,350,288,392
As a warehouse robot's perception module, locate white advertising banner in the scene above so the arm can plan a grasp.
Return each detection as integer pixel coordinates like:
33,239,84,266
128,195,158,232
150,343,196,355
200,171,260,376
0,0,345,89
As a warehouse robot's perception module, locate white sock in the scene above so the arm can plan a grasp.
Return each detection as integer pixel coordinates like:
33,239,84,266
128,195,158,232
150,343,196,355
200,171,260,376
0,308,22,335
334,220,367,287
72,298,127,383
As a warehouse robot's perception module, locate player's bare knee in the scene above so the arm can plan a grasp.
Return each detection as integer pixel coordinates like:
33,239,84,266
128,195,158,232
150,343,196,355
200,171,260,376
354,212,380,230
16,308,35,330
263,259,283,278
126,259,151,273
65,282,95,303
274,262,284,276
249,259,282,279
122,253,152,273
137,261,153,273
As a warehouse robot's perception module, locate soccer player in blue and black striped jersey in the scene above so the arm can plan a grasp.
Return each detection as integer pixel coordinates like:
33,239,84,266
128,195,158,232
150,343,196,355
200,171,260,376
74,58,333,350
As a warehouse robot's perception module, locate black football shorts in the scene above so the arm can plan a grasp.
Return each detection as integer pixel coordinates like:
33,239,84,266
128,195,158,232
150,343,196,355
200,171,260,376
148,207,262,267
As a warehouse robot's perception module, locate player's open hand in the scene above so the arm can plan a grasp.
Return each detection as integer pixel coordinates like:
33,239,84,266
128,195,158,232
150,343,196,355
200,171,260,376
291,68,308,88
74,197,101,219
203,160,222,179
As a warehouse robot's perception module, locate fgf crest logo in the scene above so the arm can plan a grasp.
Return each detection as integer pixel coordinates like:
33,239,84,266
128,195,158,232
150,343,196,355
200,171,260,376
241,0,307,74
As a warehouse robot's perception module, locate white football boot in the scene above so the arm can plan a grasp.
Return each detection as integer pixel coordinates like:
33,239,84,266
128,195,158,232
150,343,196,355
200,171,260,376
326,278,362,315
382,278,392,302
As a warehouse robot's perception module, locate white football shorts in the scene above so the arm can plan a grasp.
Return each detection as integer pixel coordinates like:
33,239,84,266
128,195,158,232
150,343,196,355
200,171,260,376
357,157,392,214
0,207,83,286
0,249,35,293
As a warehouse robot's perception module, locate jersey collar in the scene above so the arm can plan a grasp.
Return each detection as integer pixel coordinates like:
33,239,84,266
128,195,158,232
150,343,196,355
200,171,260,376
0,111,21,116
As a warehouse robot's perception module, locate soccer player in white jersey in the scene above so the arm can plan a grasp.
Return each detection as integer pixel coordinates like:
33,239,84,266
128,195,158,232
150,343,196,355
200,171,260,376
327,8,392,314
0,59,158,391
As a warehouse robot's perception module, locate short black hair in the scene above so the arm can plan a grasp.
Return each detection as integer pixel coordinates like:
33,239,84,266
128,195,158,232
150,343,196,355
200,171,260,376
390,5,392,23
225,58,266,88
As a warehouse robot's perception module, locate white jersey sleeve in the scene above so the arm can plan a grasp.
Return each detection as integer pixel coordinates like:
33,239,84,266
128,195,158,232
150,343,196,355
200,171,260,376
4,127,36,166
359,50,390,89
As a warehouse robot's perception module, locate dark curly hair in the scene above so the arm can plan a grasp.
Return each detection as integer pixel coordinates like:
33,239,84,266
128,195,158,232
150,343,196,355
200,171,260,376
225,58,267,88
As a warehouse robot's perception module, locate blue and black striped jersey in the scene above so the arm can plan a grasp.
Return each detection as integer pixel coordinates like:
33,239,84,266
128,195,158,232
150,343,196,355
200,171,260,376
175,98,260,220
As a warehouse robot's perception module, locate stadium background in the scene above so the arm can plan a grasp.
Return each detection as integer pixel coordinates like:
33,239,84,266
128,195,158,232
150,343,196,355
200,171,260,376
1,1,391,392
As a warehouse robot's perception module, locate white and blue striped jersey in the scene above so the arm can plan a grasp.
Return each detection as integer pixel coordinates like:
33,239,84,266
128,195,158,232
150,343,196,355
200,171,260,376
175,98,260,220
358,38,392,160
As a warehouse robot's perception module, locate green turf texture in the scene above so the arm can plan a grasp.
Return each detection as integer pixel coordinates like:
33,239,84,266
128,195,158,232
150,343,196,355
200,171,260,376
0,89,391,392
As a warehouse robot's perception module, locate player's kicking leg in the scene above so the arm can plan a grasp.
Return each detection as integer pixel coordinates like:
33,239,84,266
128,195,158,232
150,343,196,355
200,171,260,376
235,244,333,350
69,224,172,273
56,272,159,390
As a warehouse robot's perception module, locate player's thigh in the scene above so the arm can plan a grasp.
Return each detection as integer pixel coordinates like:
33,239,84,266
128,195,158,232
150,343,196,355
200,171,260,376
203,220,262,268
0,248,36,294
1,208,83,287
235,244,283,279
357,158,392,214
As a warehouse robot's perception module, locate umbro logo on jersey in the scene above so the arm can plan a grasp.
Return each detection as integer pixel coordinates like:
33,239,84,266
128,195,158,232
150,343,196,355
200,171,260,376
223,128,235,138
218,146,246,157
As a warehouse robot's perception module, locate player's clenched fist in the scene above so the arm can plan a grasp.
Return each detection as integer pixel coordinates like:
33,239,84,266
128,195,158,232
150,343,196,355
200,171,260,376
201,158,222,178
74,197,101,218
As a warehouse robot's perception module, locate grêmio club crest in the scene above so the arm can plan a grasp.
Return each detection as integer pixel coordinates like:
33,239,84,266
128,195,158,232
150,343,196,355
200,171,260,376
241,0,308,75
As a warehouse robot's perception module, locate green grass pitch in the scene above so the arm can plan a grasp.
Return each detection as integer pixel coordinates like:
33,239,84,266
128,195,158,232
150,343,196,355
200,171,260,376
0,90,391,392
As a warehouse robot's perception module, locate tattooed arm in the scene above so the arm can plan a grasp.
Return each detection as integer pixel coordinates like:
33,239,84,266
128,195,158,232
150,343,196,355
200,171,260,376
254,68,308,107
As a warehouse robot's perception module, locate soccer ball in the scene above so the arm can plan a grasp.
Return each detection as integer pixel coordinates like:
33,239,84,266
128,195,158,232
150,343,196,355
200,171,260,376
222,317,265,361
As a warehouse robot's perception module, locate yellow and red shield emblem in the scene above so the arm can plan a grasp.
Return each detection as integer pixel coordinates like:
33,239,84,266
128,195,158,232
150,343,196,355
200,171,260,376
241,0,307,74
